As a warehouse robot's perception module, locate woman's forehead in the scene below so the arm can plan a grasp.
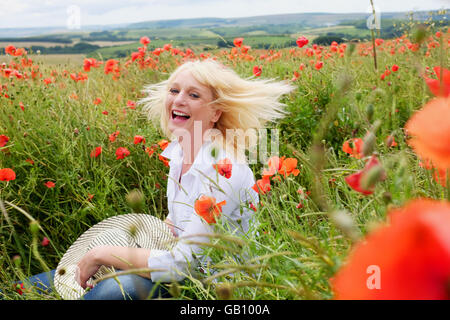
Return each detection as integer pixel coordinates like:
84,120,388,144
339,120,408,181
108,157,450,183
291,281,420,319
170,70,212,93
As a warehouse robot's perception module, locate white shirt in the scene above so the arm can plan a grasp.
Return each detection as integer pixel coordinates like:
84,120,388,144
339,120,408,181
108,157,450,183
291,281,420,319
147,139,259,282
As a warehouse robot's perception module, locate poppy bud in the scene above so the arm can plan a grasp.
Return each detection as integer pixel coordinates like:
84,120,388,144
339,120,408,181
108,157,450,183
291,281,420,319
29,221,40,235
382,191,392,205
362,132,375,157
216,284,233,300
168,282,181,298
411,25,427,44
360,164,385,191
366,104,374,122
329,210,359,241
125,189,145,213
12,255,22,268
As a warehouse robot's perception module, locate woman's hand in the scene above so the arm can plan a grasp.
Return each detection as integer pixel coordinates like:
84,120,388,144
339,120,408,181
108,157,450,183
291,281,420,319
75,247,102,289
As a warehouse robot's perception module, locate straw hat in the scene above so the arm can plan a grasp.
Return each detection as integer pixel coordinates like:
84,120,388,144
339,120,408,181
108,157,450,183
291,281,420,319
54,214,176,300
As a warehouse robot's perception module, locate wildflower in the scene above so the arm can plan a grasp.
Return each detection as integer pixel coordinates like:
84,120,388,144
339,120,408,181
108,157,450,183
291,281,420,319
116,147,130,160
315,61,324,70
93,98,102,105
90,146,102,158
127,100,136,109
391,65,399,72
157,139,169,150
158,154,169,167
41,237,50,247
13,283,25,295
102,110,108,115
385,135,398,148
213,158,232,179
44,181,55,188
344,155,386,195
252,176,271,195
87,194,95,202
194,195,226,224
331,199,450,300
342,138,364,159
296,36,309,48
233,38,243,48
140,36,151,46
109,131,120,142
424,67,450,97
253,65,262,77
133,135,146,145
83,58,102,72
405,97,450,170
0,134,9,147
278,158,300,178
25,159,34,165
0,168,16,181
262,156,285,177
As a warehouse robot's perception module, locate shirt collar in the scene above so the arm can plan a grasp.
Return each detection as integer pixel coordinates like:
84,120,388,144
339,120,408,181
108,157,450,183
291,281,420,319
161,139,225,174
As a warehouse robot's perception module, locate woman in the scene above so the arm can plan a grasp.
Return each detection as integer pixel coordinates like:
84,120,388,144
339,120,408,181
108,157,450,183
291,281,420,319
20,58,294,299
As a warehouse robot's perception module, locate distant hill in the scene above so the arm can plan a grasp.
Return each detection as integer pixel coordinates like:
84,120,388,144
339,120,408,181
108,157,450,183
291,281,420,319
1,10,447,38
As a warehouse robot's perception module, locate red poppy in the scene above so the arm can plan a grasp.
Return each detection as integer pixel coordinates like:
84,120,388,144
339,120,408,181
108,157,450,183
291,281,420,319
83,58,102,72
44,181,55,188
344,155,386,195
140,36,151,46
134,135,146,145
102,110,108,115
296,36,309,48
115,147,130,160
233,38,243,48
342,138,364,159
90,146,102,158
127,100,136,109
157,139,169,150
424,67,450,97
25,159,34,165
13,283,25,295
0,134,9,147
262,156,285,177
5,45,16,55
315,61,324,70
41,237,50,247
213,158,232,179
252,176,271,195
194,195,226,224
391,65,399,72
0,168,16,181
93,97,102,105
385,135,398,148
109,131,120,142
278,158,300,178
253,65,262,77
331,199,450,300
158,154,169,167
405,97,450,170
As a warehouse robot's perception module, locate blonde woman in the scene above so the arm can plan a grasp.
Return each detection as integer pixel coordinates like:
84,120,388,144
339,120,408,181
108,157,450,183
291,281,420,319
22,59,294,300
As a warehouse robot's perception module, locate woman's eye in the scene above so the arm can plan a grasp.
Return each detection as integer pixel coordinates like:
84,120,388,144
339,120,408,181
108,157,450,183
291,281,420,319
190,93,200,98
169,88,179,94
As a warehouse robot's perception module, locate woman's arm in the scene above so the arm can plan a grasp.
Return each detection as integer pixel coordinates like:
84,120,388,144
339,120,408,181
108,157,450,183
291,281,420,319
76,246,151,289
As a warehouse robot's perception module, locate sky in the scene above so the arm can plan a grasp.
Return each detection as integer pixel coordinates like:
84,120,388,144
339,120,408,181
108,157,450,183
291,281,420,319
0,0,448,29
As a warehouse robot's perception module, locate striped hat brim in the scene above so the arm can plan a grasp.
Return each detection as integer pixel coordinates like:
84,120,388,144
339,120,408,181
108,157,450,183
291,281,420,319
54,214,176,300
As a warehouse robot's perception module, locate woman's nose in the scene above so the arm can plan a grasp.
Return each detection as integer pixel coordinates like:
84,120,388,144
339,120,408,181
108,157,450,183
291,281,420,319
173,90,187,106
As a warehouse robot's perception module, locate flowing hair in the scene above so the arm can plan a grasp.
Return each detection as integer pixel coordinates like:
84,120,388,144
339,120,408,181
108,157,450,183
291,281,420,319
139,59,295,161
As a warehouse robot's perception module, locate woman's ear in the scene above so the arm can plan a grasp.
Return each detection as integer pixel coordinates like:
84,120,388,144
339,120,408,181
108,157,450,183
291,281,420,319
212,109,222,123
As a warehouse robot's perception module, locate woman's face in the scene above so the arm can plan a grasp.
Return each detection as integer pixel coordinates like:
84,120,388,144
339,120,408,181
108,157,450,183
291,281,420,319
166,69,222,140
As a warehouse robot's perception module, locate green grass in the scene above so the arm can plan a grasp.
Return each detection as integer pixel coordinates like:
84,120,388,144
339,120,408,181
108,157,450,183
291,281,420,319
0,23,448,300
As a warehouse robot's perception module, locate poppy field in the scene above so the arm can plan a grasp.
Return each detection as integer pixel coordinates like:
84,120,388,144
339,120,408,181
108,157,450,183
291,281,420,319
0,23,449,300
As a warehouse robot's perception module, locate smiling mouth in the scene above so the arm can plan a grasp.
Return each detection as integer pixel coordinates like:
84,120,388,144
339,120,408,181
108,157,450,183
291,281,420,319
171,110,191,120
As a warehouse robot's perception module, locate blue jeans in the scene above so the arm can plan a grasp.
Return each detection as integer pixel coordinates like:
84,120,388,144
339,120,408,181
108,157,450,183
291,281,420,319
23,269,171,300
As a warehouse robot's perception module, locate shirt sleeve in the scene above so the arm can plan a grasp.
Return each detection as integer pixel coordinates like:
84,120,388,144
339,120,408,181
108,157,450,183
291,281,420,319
148,213,213,282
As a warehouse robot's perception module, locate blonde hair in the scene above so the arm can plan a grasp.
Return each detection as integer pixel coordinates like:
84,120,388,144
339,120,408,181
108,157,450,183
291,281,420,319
140,59,295,159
